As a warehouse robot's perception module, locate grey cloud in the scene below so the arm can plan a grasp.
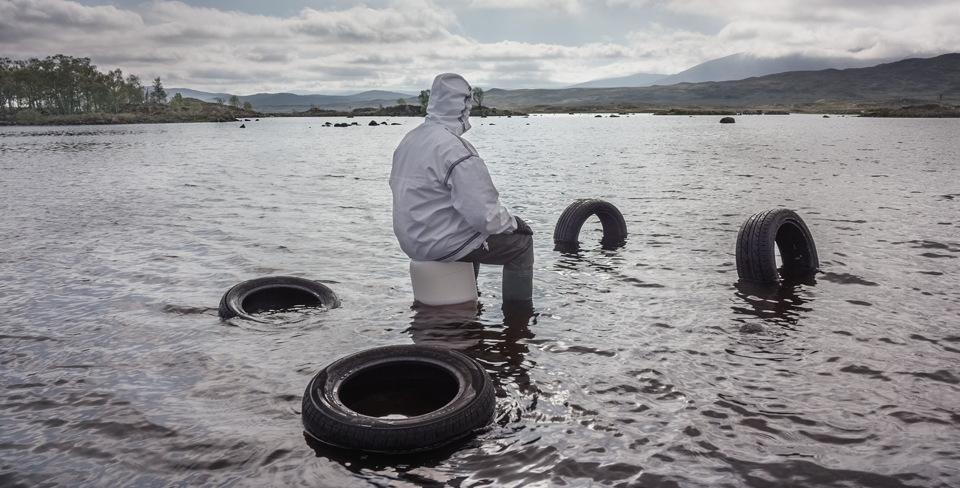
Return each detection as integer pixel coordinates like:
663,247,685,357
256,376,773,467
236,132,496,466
350,53,417,65
182,67,265,82
2,0,143,29
1,0,957,93
239,52,298,63
292,4,456,43
302,64,385,79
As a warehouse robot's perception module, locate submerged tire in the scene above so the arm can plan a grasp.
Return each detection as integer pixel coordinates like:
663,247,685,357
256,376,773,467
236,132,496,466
218,276,340,320
302,345,495,453
553,199,628,252
736,209,819,283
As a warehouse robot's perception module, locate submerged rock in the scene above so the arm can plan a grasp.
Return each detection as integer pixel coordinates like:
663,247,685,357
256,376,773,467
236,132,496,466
739,323,764,334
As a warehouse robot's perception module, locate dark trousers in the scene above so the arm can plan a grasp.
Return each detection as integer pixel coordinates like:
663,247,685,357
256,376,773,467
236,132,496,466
458,233,533,301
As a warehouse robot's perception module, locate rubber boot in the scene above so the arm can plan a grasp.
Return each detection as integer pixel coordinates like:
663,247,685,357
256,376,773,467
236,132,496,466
501,266,533,301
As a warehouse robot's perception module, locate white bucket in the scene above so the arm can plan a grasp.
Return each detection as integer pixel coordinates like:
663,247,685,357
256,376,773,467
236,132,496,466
409,260,478,306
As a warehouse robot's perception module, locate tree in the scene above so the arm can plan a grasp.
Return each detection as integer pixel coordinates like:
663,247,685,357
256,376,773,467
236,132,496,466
125,74,145,104
41,55,99,115
104,68,126,113
0,58,13,114
396,98,407,106
418,90,430,115
472,87,484,117
14,58,44,110
0,55,150,116
150,76,167,103
228,94,241,108
169,92,184,111
214,97,226,105
243,101,252,111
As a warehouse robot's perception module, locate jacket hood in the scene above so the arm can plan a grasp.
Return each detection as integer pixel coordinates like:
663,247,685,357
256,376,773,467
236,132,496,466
424,73,472,136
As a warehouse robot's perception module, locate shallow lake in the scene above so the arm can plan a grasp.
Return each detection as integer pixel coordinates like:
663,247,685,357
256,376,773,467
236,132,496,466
1,113,959,487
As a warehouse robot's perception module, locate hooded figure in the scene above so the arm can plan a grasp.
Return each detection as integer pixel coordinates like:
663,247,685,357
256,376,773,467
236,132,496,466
390,73,533,302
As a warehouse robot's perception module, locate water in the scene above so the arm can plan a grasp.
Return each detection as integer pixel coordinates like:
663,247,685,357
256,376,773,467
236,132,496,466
1,114,958,487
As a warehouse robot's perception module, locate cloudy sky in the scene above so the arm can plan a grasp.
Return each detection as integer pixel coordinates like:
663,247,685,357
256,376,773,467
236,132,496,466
1,0,958,94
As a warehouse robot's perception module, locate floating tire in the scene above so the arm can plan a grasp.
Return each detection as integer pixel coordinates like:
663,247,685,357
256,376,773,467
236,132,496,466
553,199,628,252
736,209,819,283
218,276,340,320
302,345,495,453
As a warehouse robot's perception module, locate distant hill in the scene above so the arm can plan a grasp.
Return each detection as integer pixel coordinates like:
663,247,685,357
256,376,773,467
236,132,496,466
164,88,233,102
483,53,960,110
567,72,670,88
166,88,417,113
646,53,886,86
562,53,888,90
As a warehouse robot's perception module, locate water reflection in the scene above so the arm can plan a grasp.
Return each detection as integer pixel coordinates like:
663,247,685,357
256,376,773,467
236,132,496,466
404,300,538,396
303,432,480,481
554,249,664,290
732,270,817,331
554,249,623,274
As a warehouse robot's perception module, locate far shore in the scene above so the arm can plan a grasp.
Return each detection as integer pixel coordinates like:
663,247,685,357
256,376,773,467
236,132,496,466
2,98,957,126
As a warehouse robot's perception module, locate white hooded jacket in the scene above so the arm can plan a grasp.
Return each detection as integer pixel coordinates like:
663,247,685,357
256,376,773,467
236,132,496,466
390,73,517,262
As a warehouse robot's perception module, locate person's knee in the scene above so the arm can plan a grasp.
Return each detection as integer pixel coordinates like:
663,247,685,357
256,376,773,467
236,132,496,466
509,235,534,269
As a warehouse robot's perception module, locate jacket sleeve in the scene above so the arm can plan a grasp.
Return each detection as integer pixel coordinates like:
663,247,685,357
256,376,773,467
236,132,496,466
447,155,517,235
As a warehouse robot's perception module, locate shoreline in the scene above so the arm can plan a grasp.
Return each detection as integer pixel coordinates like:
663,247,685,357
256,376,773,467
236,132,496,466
2,100,957,127
0,98,528,127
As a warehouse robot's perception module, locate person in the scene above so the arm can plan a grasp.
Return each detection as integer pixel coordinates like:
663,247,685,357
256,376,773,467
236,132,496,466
390,73,533,302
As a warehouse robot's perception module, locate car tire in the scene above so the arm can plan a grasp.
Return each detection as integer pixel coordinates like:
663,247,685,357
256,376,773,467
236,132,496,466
301,345,495,453
553,199,628,252
218,276,340,320
735,209,819,283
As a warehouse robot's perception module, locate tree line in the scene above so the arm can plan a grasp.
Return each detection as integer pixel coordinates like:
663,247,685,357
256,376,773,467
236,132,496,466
0,53,485,119
0,54,171,116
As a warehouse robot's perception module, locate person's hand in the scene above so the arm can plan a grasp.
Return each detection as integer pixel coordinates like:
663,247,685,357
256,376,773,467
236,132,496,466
513,216,533,235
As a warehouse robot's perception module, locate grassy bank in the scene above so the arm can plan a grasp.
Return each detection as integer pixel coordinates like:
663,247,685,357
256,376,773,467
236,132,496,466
0,98,527,126
859,104,960,117
0,98,261,126
4,98,957,126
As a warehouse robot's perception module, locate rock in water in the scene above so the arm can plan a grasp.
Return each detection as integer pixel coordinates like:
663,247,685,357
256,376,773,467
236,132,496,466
739,323,764,334
720,117,735,124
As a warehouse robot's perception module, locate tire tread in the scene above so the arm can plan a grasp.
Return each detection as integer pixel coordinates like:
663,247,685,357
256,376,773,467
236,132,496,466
554,199,628,252
736,209,818,283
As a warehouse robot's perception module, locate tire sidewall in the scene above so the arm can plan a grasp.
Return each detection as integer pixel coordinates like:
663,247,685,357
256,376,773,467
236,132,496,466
219,276,340,320
303,345,493,451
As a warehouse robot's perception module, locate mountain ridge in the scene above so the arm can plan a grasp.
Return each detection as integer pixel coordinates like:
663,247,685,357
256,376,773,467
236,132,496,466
484,53,960,110
165,53,959,113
